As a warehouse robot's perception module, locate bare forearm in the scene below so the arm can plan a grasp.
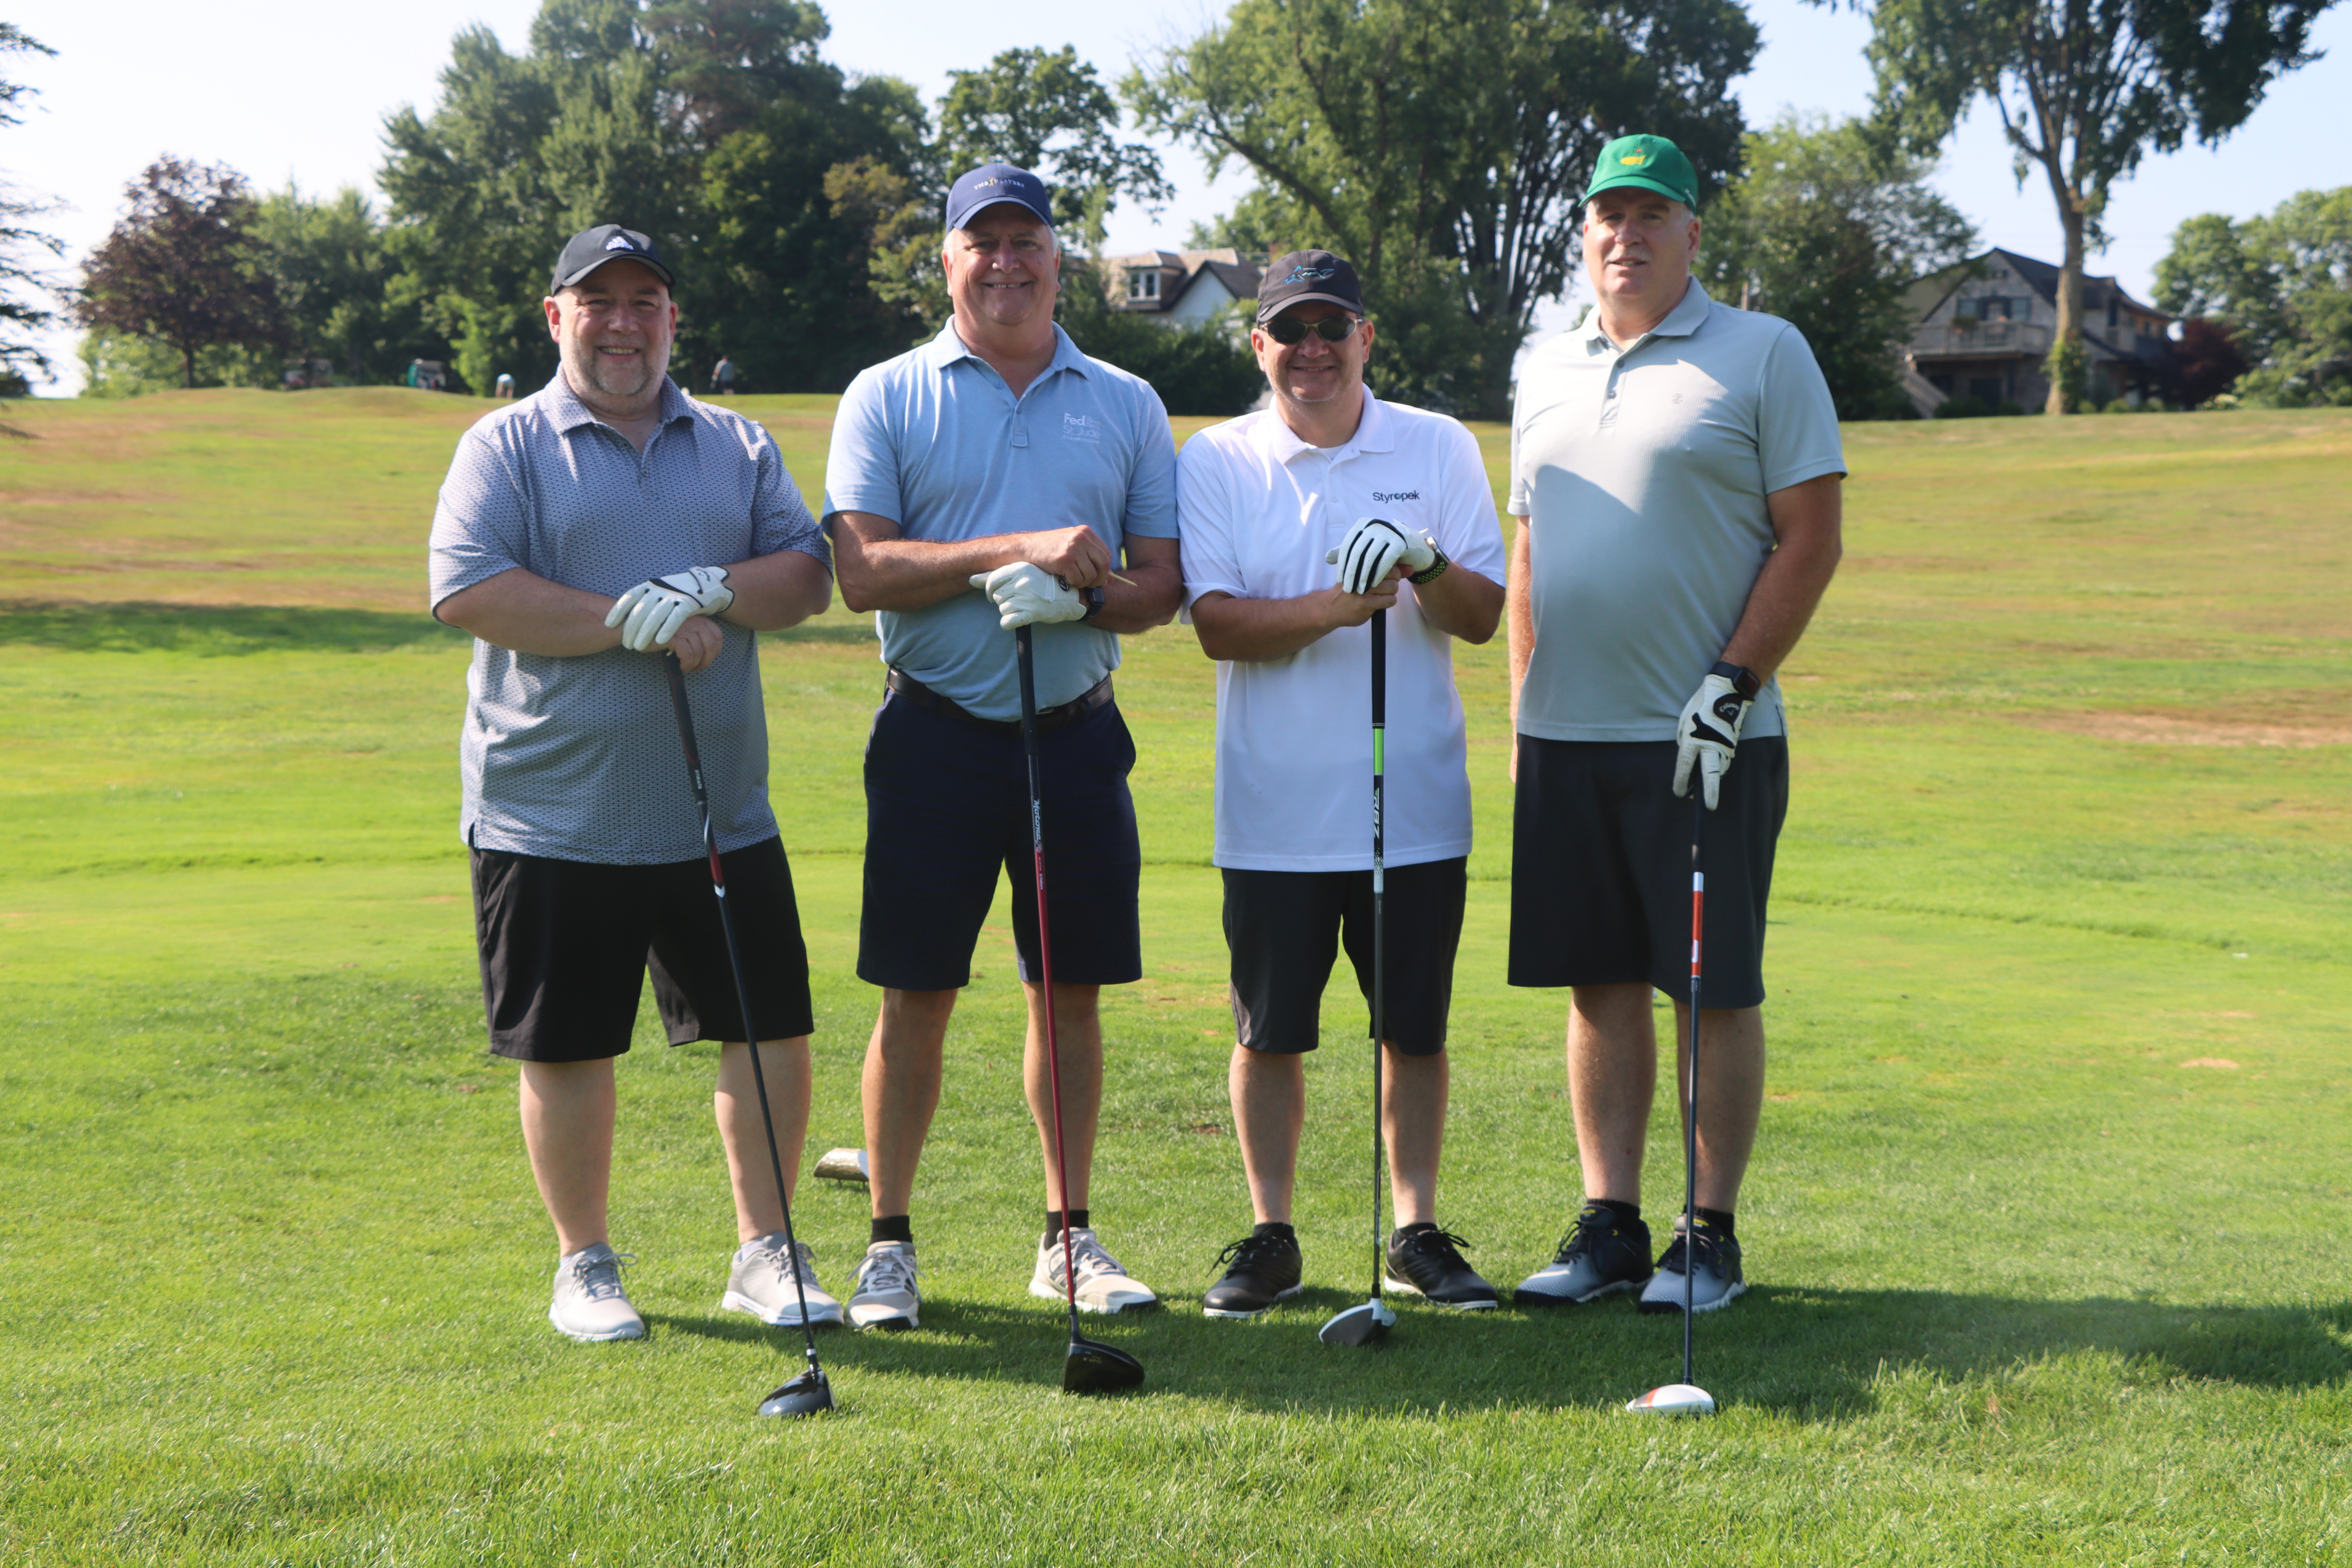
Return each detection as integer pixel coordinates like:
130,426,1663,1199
1194,592,1345,661
1091,562,1182,633
835,534,1033,612
1410,563,1503,645
1722,476,1844,680
437,569,623,656
718,549,832,631
1505,524,1534,731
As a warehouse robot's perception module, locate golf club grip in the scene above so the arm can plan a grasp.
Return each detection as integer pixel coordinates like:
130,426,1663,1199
1014,626,1084,1328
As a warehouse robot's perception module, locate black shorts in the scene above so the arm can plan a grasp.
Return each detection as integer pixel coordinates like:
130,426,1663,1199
858,688,1143,991
471,836,815,1063
1223,858,1468,1057
1507,738,1788,1008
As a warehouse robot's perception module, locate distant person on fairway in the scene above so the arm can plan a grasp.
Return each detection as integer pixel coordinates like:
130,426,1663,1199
1177,250,1507,1317
1506,135,1845,1315
427,223,836,1344
821,163,1181,1331
712,353,735,396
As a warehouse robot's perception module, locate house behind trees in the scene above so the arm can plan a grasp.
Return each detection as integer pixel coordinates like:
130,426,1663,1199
1902,248,2174,414
1103,249,1262,331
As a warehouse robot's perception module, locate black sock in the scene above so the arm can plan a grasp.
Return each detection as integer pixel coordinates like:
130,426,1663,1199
1695,1206,1736,1239
871,1214,912,1246
1044,1208,1089,1243
1592,1197,1641,1224
1251,1221,1295,1242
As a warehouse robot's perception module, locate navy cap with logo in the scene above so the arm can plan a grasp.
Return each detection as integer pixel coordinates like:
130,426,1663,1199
549,224,676,294
944,163,1055,234
1255,249,1365,325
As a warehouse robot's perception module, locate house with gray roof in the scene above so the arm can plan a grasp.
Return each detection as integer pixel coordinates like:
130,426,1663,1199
1102,248,1263,331
1901,248,2176,415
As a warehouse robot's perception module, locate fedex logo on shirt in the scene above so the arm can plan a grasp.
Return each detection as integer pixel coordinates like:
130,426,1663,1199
1063,413,1102,442
1371,489,1420,503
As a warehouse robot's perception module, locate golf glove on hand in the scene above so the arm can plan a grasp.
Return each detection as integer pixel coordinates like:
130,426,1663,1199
1673,672,1749,810
607,567,734,652
1325,516,1435,596
969,562,1087,629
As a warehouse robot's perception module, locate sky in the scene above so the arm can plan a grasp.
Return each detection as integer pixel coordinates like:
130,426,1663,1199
7,0,2347,394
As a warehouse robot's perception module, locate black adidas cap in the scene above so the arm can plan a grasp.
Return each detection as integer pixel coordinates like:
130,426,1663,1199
550,224,676,294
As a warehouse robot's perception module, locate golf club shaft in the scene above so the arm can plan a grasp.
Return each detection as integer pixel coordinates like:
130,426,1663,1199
1013,626,1083,1340
1370,609,1387,1306
664,653,825,1375
1685,788,1707,1385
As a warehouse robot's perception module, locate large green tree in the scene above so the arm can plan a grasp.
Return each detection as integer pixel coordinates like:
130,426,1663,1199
1,22,62,397
1127,0,1758,417
1837,0,2336,414
1698,113,1976,418
937,46,1171,248
2154,188,2352,405
75,158,290,390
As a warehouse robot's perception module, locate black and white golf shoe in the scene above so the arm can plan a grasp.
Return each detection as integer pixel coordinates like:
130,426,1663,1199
1637,1216,1745,1315
1383,1224,1500,1310
1515,1204,1653,1306
1201,1229,1304,1318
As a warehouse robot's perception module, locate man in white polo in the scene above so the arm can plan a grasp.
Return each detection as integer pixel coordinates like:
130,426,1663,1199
1506,135,1845,1316
1179,250,1508,1317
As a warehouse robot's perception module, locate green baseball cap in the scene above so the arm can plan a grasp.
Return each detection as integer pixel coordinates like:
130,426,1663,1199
1583,134,1699,209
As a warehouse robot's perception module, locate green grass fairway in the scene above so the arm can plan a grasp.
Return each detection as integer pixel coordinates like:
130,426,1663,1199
4,392,2351,1564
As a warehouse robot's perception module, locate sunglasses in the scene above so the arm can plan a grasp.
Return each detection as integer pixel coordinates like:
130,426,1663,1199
1264,314,1362,345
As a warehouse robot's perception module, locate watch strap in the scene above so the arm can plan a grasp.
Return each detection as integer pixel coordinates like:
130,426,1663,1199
1709,660,1761,702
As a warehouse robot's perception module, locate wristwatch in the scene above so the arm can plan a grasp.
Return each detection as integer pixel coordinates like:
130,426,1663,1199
1408,544,1451,585
1079,584,1107,622
1710,660,1762,701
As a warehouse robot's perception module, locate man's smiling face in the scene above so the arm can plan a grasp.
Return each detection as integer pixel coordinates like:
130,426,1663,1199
1583,188,1700,319
944,205,1060,334
545,258,675,411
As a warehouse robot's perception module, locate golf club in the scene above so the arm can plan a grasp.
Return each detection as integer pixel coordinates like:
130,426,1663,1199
1627,784,1716,1418
1014,624,1146,1397
1319,607,1396,1349
662,651,836,1420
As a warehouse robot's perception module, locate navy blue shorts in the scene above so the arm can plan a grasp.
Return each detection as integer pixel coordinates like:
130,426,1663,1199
1507,737,1788,1008
857,688,1143,991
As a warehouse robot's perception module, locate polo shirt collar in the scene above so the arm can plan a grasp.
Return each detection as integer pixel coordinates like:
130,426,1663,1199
927,319,1093,381
544,370,691,434
1577,278,1715,351
1258,385,1394,463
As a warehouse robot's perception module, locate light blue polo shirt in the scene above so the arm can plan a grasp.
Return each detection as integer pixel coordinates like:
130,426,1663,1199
823,320,1178,720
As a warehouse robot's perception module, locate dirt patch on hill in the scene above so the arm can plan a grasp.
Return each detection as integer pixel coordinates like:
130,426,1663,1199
2028,712,2352,748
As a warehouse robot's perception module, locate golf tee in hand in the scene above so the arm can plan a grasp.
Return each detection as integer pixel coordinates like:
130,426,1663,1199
607,567,734,651
1673,672,1748,810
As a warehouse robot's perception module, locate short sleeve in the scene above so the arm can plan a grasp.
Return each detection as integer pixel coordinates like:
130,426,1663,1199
1505,396,1531,517
821,367,903,522
751,437,832,571
1435,420,1508,580
1757,324,1847,495
1175,434,1246,607
427,426,530,614
1120,383,1180,541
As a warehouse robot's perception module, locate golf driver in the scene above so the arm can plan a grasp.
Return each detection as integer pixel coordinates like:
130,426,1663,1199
1319,607,1396,1349
1627,784,1716,1418
1014,624,1146,1397
662,651,836,1420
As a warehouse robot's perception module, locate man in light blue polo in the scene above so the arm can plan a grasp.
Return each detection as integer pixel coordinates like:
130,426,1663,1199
822,162,1181,1331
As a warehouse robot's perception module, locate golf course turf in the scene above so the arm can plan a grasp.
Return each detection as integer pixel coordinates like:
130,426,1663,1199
2,390,2348,1563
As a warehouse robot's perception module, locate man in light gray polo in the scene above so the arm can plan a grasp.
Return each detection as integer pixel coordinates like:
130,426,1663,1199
822,163,1182,1330
1505,135,1845,1316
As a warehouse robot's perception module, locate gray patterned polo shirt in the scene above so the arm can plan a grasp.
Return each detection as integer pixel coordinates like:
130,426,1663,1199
428,372,830,863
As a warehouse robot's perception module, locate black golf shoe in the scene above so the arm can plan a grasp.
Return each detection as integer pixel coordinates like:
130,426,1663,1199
1201,1229,1303,1318
1515,1204,1653,1306
1383,1224,1500,1310
1637,1216,1745,1315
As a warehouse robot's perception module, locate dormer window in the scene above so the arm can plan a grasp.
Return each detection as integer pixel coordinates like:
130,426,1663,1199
1128,269,1160,301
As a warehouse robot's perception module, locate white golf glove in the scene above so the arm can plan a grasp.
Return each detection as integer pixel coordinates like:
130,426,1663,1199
1326,516,1435,596
606,567,734,651
1673,672,1750,810
969,562,1087,629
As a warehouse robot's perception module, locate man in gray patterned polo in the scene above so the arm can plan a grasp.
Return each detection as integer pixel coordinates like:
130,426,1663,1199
429,224,837,1343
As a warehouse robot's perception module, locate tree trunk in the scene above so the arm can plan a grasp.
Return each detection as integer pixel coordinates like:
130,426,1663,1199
180,341,197,390
2047,198,2087,415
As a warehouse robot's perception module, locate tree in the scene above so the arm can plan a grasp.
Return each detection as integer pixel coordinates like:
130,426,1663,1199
1698,113,1976,418
937,47,1171,249
75,158,289,390
1128,0,1758,418
2155,188,2352,405
2159,317,2251,406
1837,0,2336,414
0,23,63,399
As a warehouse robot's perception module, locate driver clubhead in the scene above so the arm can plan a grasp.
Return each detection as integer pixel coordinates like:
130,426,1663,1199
1063,1335,1146,1396
1625,1382,1716,1417
756,1367,836,1419
1317,1298,1396,1348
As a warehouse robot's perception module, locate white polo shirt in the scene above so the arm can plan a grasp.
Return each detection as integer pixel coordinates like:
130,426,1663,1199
1508,281,1845,742
1179,392,1507,873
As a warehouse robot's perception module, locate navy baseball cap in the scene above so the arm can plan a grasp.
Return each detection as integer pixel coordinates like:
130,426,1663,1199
1256,249,1365,324
945,163,1054,232
550,224,675,293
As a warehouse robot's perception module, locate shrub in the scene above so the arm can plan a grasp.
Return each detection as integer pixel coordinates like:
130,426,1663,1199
1934,395,1990,418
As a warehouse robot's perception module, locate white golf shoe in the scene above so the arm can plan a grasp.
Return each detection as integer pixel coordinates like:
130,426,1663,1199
848,1240,921,1331
722,1233,843,1327
548,1242,645,1342
1031,1227,1160,1315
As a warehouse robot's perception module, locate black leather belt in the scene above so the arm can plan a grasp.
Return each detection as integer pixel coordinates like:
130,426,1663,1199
885,667,1113,736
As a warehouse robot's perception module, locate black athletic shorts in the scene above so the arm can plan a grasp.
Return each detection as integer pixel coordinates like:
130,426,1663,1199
471,836,815,1063
1507,737,1788,1008
1223,858,1468,1057
858,687,1143,991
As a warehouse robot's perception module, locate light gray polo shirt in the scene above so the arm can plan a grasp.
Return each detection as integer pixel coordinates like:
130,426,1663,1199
822,320,1178,721
1508,281,1844,742
428,373,830,863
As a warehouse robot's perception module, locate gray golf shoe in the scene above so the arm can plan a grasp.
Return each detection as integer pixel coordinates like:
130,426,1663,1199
548,1242,645,1342
1516,1204,1654,1306
722,1233,843,1327
1637,1216,1745,1315
848,1240,921,1331
1032,1226,1160,1315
